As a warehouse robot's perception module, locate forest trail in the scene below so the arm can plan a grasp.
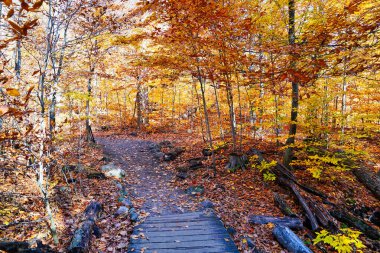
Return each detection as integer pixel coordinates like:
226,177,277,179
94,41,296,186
97,137,239,252
97,136,193,215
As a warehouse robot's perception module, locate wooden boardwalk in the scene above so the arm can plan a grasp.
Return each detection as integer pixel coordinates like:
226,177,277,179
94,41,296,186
128,211,240,253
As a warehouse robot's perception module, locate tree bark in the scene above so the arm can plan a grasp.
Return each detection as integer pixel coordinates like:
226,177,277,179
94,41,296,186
274,192,297,217
86,65,95,143
273,226,313,253
68,202,102,253
283,0,299,168
249,215,303,230
352,167,380,200
330,209,380,240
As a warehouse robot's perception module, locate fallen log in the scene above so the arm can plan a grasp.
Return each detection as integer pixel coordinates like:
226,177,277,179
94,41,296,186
273,193,297,217
330,209,380,240
0,240,55,253
68,201,102,253
352,167,380,200
249,215,303,230
250,148,327,199
273,225,313,253
278,177,319,231
369,209,380,227
305,196,338,231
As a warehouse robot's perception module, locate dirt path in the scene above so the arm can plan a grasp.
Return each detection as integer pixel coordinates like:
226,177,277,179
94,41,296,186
97,137,196,216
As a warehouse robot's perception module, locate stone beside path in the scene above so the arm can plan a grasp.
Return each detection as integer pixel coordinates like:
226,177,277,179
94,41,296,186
128,211,239,253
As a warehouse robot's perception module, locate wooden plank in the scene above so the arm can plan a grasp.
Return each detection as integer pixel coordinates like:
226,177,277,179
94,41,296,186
141,217,217,225
131,233,231,244
129,242,238,251
132,228,229,237
136,222,223,231
142,212,214,222
129,211,239,253
128,246,239,253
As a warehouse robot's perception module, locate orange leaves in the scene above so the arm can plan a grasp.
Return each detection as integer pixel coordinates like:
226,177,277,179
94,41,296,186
7,18,38,36
2,0,12,7
32,0,44,10
0,105,9,116
6,88,20,97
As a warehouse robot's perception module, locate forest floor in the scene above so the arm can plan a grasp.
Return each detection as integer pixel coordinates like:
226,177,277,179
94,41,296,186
1,129,379,252
95,129,380,253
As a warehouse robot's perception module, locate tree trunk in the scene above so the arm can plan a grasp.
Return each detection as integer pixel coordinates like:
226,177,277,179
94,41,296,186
86,65,95,143
283,0,299,168
212,82,224,140
197,67,216,176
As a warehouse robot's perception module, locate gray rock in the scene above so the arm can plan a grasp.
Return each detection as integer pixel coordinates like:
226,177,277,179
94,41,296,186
129,208,139,222
177,172,188,180
115,206,129,217
186,186,204,195
200,200,214,209
153,152,164,160
121,197,133,208
101,163,125,179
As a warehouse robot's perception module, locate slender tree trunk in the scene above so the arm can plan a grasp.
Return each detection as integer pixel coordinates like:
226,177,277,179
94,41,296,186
116,90,123,127
194,82,206,143
236,73,243,151
15,39,21,82
212,81,224,140
197,68,216,176
86,65,95,143
275,95,280,147
171,85,176,127
258,34,264,139
340,57,347,144
283,0,299,168
225,75,237,151
49,18,69,136
160,87,164,126
136,81,143,129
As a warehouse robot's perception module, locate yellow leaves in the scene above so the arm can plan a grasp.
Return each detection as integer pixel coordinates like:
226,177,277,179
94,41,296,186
313,229,365,253
6,88,20,96
5,87,22,98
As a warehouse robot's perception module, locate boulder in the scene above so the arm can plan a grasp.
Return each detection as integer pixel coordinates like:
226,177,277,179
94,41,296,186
101,163,125,179
159,140,173,148
200,200,214,209
186,186,204,195
177,172,188,180
115,206,129,217
153,152,165,160
120,197,133,208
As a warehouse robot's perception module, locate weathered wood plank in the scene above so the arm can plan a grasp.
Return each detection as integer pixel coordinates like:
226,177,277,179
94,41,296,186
131,233,231,244
129,211,239,253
